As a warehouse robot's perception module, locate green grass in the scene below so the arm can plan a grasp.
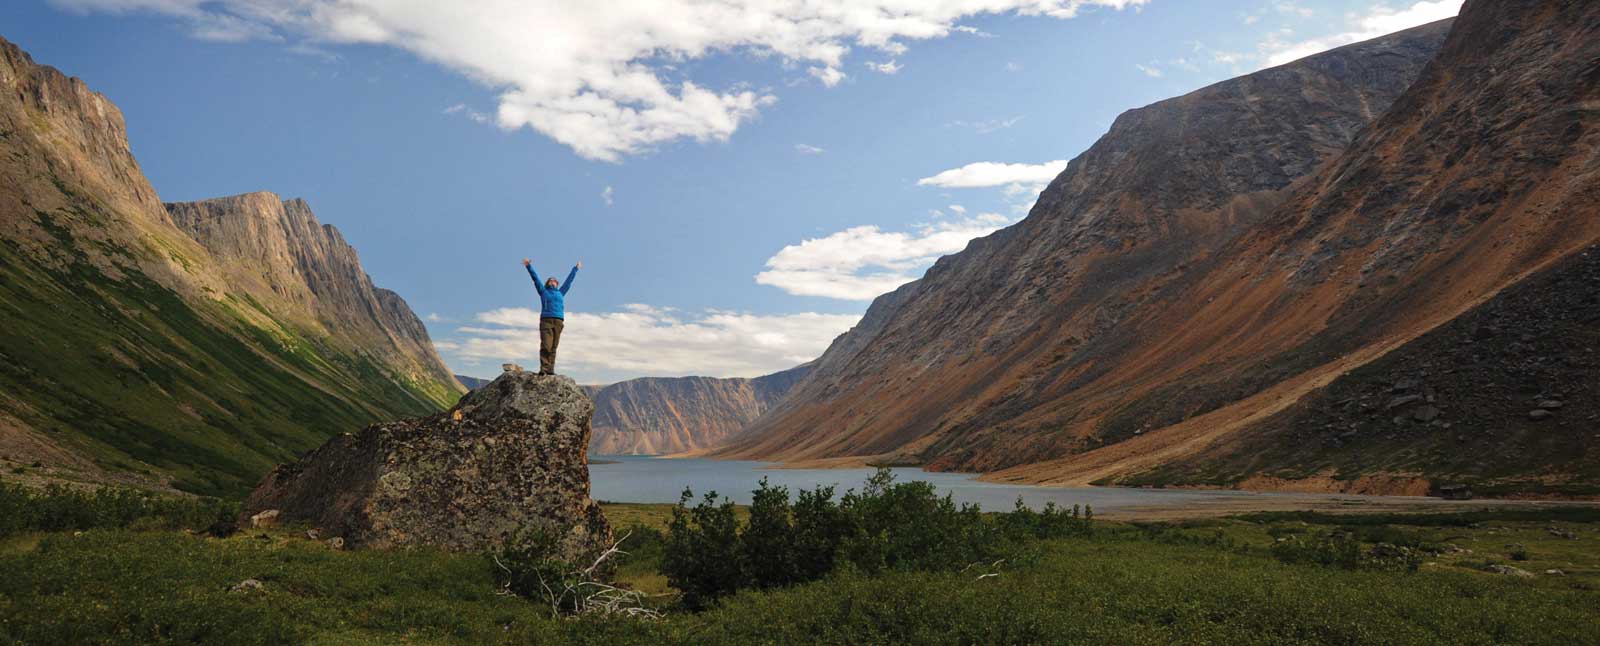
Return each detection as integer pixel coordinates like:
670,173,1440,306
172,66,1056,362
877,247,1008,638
599,501,746,531
0,202,460,497
0,530,554,645
0,479,233,539
3,502,1598,644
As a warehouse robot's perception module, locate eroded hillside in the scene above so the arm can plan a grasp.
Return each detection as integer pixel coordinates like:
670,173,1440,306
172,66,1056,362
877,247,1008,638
0,36,460,496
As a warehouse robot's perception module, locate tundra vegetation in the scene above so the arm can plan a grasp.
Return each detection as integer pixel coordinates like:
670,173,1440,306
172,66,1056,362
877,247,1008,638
2,474,1598,644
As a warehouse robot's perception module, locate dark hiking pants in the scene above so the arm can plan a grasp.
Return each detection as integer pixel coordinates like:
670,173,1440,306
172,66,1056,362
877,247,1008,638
539,317,564,374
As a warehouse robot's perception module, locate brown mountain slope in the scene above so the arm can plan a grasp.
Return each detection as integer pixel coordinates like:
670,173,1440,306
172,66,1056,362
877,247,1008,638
987,0,1600,493
1117,243,1600,497
590,364,809,455
717,19,1456,468
0,35,460,496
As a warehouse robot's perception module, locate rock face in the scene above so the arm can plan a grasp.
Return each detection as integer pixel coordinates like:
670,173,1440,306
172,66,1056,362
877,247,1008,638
1128,245,1600,496
718,19,1456,470
166,193,457,394
0,34,461,496
589,364,810,455
167,191,457,393
727,1,1600,494
240,370,610,556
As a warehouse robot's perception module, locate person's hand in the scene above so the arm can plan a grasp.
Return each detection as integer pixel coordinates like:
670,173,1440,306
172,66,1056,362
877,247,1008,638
522,258,531,267
576,261,583,269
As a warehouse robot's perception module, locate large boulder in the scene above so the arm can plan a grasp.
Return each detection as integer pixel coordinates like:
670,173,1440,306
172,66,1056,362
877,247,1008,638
240,370,610,559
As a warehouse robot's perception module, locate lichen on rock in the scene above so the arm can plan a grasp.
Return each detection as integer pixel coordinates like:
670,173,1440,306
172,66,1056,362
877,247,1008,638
240,369,610,560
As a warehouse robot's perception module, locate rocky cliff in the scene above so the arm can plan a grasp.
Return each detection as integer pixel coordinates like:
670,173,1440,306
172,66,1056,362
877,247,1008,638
166,193,457,395
241,370,610,555
719,19,1456,469
0,34,461,496
726,0,1600,494
590,364,810,455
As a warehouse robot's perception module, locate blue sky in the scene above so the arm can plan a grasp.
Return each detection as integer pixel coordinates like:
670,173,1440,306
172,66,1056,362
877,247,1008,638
3,0,1458,383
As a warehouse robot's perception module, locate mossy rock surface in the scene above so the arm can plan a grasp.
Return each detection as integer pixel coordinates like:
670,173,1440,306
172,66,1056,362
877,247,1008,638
241,370,610,559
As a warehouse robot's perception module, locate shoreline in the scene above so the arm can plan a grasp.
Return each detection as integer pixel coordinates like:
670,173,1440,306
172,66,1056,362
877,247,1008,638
589,454,1600,519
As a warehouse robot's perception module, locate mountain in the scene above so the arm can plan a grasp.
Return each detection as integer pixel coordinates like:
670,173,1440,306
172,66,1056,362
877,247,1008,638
164,192,455,399
1118,243,1600,497
985,0,1600,495
0,35,461,496
717,18,1456,469
456,374,491,390
590,365,809,455
723,1,1599,494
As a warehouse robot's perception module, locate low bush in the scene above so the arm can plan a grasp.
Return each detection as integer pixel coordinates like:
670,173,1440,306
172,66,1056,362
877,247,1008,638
1271,529,1421,572
494,524,659,619
0,478,234,538
660,469,1092,609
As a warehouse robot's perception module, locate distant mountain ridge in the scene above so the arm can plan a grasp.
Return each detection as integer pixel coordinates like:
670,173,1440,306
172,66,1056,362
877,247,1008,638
589,365,810,455
0,35,460,496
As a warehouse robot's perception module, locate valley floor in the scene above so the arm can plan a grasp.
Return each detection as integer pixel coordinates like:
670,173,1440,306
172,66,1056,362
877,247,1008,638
3,503,1599,644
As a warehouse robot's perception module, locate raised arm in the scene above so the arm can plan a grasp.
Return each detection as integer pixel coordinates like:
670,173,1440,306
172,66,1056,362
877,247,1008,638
523,259,545,295
559,263,579,294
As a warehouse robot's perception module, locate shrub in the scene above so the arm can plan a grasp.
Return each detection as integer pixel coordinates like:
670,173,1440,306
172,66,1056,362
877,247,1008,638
1272,529,1422,572
0,478,234,538
739,478,796,589
836,470,986,574
661,489,744,609
1272,530,1363,569
659,469,1093,610
495,526,578,608
494,523,656,619
789,484,846,582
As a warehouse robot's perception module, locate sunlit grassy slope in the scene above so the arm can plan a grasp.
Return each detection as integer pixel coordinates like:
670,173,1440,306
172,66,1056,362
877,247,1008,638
0,207,458,497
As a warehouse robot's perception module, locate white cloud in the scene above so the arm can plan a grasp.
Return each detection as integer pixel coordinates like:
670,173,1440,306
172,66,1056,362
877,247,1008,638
948,115,1024,134
1135,63,1163,78
443,102,491,124
947,204,966,215
809,65,848,87
866,59,903,74
756,213,1013,300
916,159,1067,189
1260,0,1461,68
442,305,860,382
54,0,1150,162
1004,61,1023,72
425,312,445,323
794,143,826,155
1213,51,1245,65
1274,1,1314,18
601,185,614,206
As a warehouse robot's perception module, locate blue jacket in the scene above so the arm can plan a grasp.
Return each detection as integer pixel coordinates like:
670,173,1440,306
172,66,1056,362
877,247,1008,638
527,264,578,319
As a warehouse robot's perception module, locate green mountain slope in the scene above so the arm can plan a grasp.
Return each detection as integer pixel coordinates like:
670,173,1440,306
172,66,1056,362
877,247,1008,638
0,36,460,497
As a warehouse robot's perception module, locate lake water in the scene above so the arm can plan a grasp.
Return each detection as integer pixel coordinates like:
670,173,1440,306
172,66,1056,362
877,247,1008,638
588,455,1366,513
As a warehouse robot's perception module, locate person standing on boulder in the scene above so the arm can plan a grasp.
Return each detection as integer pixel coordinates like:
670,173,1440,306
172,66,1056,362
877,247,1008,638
522,258,580,375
